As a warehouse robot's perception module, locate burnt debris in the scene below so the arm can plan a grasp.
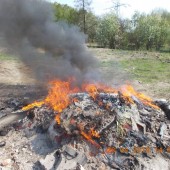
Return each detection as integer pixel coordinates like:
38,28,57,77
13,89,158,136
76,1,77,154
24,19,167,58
1,92,169,169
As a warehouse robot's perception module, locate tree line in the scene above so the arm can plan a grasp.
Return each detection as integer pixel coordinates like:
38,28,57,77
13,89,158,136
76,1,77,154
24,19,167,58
53,2,170,51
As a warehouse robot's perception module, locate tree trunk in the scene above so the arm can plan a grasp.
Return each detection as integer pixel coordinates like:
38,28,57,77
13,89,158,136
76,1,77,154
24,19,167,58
83,0,86,34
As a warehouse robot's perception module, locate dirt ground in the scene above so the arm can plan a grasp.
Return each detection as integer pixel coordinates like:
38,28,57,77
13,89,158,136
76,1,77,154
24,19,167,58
0,59,46,112
0,48,169,102
0,48,170,170
0,60,34,85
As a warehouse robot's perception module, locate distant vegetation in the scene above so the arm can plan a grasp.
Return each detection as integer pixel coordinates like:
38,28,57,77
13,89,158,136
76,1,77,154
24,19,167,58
53,2,170,51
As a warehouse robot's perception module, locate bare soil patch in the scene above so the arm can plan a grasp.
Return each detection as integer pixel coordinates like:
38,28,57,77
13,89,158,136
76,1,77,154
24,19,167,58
0,59,46,113
0,60,35,85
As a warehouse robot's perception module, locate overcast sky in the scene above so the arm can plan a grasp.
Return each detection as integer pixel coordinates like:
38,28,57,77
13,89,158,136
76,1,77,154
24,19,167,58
49,0,170,18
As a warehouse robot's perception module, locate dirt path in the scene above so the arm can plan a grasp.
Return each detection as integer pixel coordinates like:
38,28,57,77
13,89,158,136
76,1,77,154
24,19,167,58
0,60,35,85
0,59,45,113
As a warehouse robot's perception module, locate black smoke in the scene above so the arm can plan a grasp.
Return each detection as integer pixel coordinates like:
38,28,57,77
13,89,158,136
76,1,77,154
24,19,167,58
0,0,99,84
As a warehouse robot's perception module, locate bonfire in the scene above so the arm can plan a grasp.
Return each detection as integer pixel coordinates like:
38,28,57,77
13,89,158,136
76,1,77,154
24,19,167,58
12,78,169,170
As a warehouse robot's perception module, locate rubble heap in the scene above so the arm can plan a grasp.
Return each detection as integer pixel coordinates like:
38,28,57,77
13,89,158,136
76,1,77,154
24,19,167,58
22,90,170,169
1,80,170,170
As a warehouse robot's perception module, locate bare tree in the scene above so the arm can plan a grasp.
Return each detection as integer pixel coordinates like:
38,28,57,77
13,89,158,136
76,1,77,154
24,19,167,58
74,0,92,33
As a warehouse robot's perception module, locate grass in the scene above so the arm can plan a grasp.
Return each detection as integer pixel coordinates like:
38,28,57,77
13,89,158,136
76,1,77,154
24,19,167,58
91,48,170,99
100,60,116,67
0,53,18,60
93,48,170,84
121,58,170,83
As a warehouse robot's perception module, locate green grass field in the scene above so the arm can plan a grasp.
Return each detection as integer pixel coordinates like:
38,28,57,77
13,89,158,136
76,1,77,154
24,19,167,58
91,48,170,99
121,57,170,83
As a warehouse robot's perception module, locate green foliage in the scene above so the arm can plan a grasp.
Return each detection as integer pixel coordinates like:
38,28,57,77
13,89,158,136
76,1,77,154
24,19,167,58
95,11,170,51
53,2,98,42
96,13,120,48
53,3,78,25
118,19,132,49
74,0,94,34
52,2,170,51
132,12,169,50
85,12,99,42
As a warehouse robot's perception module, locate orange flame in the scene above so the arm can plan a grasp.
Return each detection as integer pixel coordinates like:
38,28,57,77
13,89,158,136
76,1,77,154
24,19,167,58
120,85,159,109
83,84,98,99
55,113,61,125
45,79,79,112
90,128,100,138
21,79,160,149
77,124,100,148
22,101,45,111
22,79,79,124
22,79,159,127
105,147,116,154
72,97,79,103
80,131,101,148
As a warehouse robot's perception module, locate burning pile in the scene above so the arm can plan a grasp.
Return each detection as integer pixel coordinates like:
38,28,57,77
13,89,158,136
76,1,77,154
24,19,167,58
20,79,170,169
0,0,169,169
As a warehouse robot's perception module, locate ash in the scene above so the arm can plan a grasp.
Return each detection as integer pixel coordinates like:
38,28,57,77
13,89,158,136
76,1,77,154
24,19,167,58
1,93,170,170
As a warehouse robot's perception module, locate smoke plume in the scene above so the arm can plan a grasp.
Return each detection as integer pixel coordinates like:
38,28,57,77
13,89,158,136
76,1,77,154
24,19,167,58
0,0,99,84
